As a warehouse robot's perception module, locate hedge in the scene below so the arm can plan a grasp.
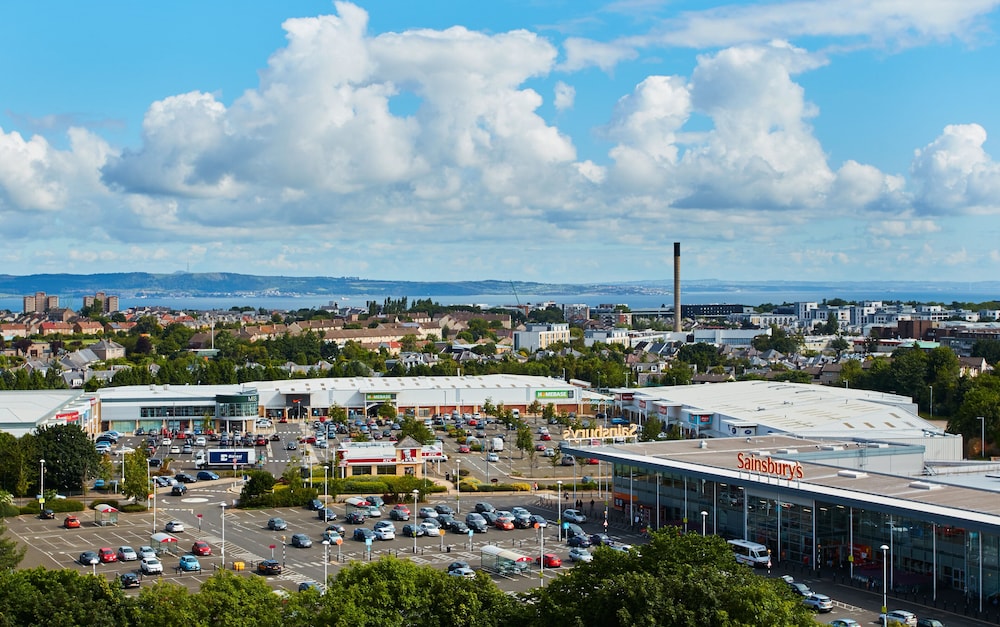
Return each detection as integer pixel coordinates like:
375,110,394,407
23,499,85,514
239,486,319,509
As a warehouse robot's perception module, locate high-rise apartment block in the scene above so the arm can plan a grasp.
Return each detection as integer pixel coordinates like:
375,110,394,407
22,291,59,313
83,292,120,314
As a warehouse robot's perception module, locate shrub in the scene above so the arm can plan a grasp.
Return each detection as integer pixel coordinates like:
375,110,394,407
0,503,20,517
120,503,147,513
21,499,85,514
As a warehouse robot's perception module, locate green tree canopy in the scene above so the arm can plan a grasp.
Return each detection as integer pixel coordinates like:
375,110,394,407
35,424,102,492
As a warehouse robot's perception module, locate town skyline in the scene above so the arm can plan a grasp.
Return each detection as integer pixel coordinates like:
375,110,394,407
2,2,1000,283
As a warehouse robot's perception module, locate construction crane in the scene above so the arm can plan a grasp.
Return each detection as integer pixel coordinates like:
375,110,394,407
509,281,521,307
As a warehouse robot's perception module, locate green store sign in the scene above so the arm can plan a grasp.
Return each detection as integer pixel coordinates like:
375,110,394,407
536,390,572,399
365,392,397,402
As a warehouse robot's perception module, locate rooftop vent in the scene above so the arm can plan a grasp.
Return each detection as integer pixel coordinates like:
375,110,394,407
837,470,868,479
908,481,938,490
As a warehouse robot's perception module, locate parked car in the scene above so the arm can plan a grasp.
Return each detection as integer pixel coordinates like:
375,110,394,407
474,502,496,514
465,514,489,533
449,566,476,578
590,533,611,546
567,535,591,548
119,572,141,589
257,559,282,575
450,521,469,534
418,507,438,519
306,498,324,511
802,593,833,612
178,555,201,572
165,520,185,533
78,551,100,566
39,508,55,519
829,620,861,627
140,556,163,574
196,470,220,481
291,533,313,548
537,553,562,568
434,504,454,516
401,524,424,537
117,546,138,562
916,619,945,627
495,518,514,531
138,545,156,559
788,582,813,597
562,509,587,524
191,541,212,556
353,528,376,542
64,515,81,529
345,511,366,524
174,473,197,484
390,505,410,521
529,514,548,528
880,610,918,626
569,545,594,562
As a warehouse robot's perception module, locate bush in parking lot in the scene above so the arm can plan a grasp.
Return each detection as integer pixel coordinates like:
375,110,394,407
88,498,119,510
120,503,147,513
1,503,20,517
19,499,85,515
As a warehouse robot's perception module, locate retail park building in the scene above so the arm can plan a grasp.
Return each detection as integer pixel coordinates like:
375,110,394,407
5,376,1000,605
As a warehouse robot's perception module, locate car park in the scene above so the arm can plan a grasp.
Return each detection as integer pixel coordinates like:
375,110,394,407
267,517,288,530
179,555,201,572
257,559,282,575
117,546,138,561
802,593,833,612
373,523,395,540
64,515,81,529
165,520,185,533
291,533,313,548
140,557,163,574
880,610,918,626
78,551,99,566
465,513,489,533
119,572,141,589
196,470,220,481
568,547,593,562
191,541,212,556
537,553,562,568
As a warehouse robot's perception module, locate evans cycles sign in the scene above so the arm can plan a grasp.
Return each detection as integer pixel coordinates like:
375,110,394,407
737,453,804,480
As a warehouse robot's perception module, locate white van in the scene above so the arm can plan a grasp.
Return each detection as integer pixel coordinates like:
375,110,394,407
727,539,770,568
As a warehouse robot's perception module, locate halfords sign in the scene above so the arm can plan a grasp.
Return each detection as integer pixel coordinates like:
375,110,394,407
736,453,804,480
566,424,638,440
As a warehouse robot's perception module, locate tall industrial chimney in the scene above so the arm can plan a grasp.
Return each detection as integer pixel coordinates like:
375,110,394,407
673,242,681,332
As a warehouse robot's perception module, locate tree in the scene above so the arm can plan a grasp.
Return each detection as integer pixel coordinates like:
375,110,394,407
398,417,433,444
0,567,134,625
829,336,850,356
515,423,533,460
661,360,694,386
641,414,664,442
122,447,150,503
34,424,103,493
0,519,26,571
377,403,397,423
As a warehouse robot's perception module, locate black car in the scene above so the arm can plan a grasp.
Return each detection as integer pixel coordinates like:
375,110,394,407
437,514,456,530
590,533,611,546
290,533,313,548
513,514,533,529
345,511,366,524
119,572,141,589
474,502,496,514
148,458,162,468
325,522,347,535
196,470,220,481
450,521,469,534
480,511,499,525
447,561,471,573
39,508,55,520
306,499,324,511
434,504,454,516
317,508,337,521
567,535,592,548
257,559,282,575
174,473,197,484
466,518,488,533
171,484,188,496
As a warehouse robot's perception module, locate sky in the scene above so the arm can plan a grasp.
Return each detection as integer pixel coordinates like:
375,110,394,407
2,0,1000,285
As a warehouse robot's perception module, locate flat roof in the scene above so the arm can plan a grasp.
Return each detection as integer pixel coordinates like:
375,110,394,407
0,390,86,435
625,381,944,439
567,435,1000,531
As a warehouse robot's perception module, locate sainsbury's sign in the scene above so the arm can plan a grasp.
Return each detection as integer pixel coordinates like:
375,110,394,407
737,452,804,480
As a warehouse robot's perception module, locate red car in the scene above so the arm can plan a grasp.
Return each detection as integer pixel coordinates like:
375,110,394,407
540,434,552,441
192,541,212,556
537,553,562,568
301,436,317,444
98,547,117,563
495,519,514,531
587,458,600,465
467,419,478,426
535,444,546,451
64,515,81,529
458,445,471,453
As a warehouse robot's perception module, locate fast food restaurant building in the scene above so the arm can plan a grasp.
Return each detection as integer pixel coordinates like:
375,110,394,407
562,381,1000,606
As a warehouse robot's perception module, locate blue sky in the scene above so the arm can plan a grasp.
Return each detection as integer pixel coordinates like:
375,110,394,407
2,1,1000,285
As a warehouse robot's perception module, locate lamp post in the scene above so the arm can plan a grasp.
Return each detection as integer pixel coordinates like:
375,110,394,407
881,544,890,627
411,489,420,554
220,504,226,569
701,510,708,536
39,459,45,513
323,463,329,505
557,480,563,541
455,459,461,514
978,416,986,459
928,385,933,419
322,540,330,589
539,523,545,586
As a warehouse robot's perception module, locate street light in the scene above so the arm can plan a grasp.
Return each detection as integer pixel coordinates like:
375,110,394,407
39,459,45,513
220,504,227,569
455,459,461,514
323,463,329,505
881,544,890,627
557,481,563,541
411,489,420,554
701,510,708,536
322,539,330,589
928,385,933,419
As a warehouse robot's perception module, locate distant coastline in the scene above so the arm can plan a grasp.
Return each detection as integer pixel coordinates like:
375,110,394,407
0,272,997,312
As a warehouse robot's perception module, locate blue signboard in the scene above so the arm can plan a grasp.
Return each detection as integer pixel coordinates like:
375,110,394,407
207,449,253,466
